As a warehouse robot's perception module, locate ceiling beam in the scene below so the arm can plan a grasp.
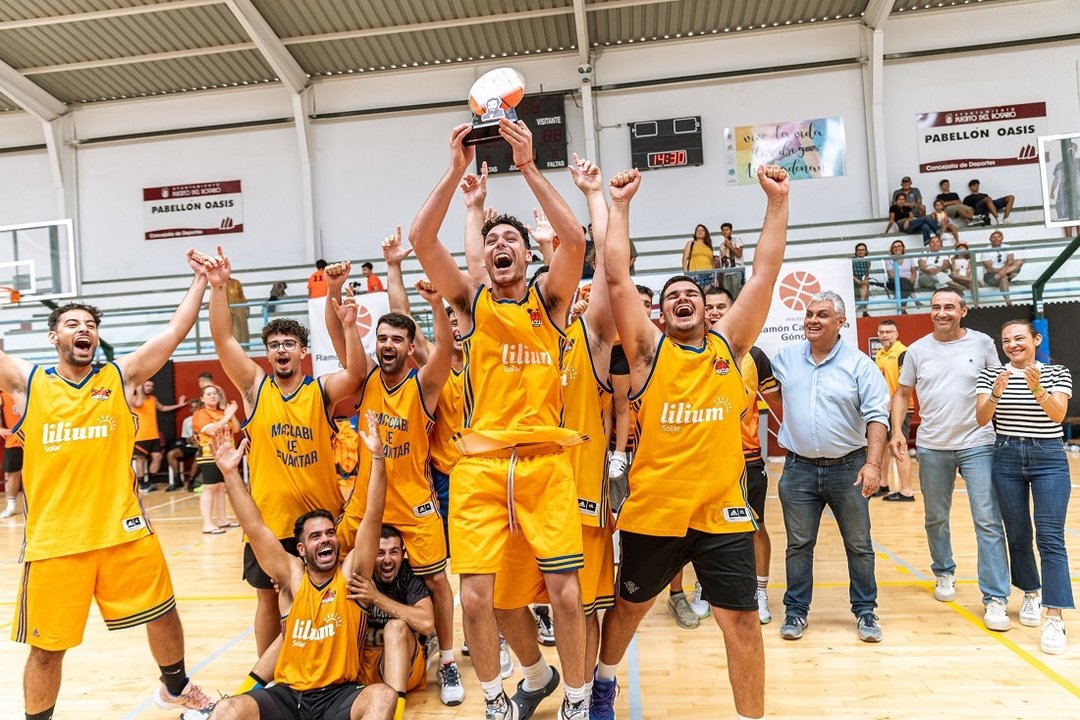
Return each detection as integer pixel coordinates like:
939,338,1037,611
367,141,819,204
20,43,257,76
224,0,308,94
0,58,66,120
0,0,224,31
572,0,591,64
862,0,893,31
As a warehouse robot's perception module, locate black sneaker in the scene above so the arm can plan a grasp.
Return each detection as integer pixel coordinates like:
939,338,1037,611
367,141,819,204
510,666,560,720
535,606,556,646
166,483,183,492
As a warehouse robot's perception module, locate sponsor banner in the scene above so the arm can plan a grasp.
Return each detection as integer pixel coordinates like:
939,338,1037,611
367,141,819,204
748,258,857,359
724,117,846,185
916,102,1046,174
308,292,390,377
143,180,243,240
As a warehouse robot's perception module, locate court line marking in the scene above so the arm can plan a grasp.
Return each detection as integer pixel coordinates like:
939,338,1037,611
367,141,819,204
626,634,642,720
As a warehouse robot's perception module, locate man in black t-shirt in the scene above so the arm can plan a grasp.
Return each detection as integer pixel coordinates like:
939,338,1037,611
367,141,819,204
963,179,1014,225
935,179,975,222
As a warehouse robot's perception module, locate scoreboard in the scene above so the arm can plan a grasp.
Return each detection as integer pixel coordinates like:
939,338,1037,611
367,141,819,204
476,92,568,175
629,116,704,171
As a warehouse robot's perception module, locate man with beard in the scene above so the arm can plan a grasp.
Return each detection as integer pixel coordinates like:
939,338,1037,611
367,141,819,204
592,165,789,720
411,120,589,720
3,250,219,718
206,415,396,720
208,248,368,657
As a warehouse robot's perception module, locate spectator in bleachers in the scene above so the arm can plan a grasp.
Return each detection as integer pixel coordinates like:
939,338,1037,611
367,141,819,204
361,262,385,293
853,243,872,317
682,223,718,289
885,240,916,313
930,199,961,245
267,281,287,313
982,230,1024,306
950,241,974,294
718,222,745,296
935,179,976,223
917,236,954,291
307,258,328,298
891,176,925,216
886,193,940,245
964,179,1015,226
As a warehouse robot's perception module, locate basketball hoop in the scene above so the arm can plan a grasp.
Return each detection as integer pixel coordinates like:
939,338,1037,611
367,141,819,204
0,286,22,304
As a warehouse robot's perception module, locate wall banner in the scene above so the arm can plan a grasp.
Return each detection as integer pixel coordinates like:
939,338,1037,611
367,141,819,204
143,180,243,240
724,117,846,185
915,102,1047,174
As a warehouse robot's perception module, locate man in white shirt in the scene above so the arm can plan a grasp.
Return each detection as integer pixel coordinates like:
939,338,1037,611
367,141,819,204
916,236,953,290
981,230,1023,305
719,222,745,296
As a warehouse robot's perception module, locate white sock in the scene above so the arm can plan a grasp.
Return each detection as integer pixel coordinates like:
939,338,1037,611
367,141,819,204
480,677,503,702
440,649,455,664
596,661,618,682
520,657,553,692
4,497,14,510
565,684,589,705
757,576,769,590
612,451,626,462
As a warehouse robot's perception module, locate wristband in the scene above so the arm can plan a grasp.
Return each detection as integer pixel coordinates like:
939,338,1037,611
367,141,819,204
1037,394,1051,405
864,461,880,468
1033,384,1046,395
372,455,386,460
989,394,1001,403
515,159,535,170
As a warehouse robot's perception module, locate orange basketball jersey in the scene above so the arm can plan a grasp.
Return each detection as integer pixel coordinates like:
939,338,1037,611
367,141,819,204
132,394,159,442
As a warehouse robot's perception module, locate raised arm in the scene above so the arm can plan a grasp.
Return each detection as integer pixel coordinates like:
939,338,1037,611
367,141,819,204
158,396,188,412
498,119,584,318
605,169,661,380
206,247,263,407
714,165,790,360
211,428,299,586
323,261,353,367
529,209,557,266
573,155,615,349
461,164,490,286
343,410,388,581
0,352,32,405
414,280,453,409
321,294,367,405
410,124,480,318
119,249,213,388
382,227,432,366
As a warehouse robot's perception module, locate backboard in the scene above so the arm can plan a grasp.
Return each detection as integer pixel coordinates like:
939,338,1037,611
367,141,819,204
0,219,77,305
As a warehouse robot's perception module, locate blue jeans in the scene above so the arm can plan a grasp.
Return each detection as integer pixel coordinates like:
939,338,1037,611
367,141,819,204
905,216,941,245
778,452,877,618
917,445,1010,603
992,436,1075,609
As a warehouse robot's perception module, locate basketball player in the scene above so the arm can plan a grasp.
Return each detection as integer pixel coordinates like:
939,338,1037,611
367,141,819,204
206,414,396,720
132,379,187,491
207,248,368,656
0,389,23,517
411,120,589,720
591,165,789,720
2,249,219,718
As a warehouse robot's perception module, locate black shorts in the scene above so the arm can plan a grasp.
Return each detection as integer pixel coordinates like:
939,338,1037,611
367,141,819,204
251,682,363,720
3,446,23,473
134,439,162,456
617,529,756,611
609,344,629,376
745,458,768,522
244,537,301,589
887,412,913,442
173,443,197,460
197,462,225,485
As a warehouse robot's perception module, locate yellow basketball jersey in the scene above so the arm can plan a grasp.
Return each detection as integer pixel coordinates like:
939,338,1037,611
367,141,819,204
562,318,612,528
740,346,778,461
132,395,159,442
619,332,753,536
429,368,463,474
875,341,913,410
243,375,344,539
343,368,438,526
276,567,367,691
17,363,149,561
460,283,579,447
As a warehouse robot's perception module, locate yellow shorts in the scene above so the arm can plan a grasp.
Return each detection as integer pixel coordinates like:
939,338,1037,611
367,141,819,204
450,453,583,575
13,534,175,651
359,635,427,692
494,523,614,613
337,514,448,576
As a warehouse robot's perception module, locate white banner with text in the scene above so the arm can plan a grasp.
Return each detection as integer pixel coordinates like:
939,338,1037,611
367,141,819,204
308,292,390,378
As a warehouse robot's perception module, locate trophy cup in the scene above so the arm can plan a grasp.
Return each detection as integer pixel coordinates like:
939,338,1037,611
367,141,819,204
465,68,526,146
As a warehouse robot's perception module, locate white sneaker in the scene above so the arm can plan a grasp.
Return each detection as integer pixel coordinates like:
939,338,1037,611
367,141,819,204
438,661,465,706
1020,592,1042,628
1041,616,1067,655
756,587,772,624
153,680,214,712
933,573,956,602
689,581,711,619
0,503,16,519
608,453,627,478
984,598,1011,632
500,637,514,679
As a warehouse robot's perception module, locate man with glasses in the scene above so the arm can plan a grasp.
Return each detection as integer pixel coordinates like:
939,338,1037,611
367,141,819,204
208,247,368,658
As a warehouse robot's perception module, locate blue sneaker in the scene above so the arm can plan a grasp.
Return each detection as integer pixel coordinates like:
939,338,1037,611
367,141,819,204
589,673,617,720
510,666,560,720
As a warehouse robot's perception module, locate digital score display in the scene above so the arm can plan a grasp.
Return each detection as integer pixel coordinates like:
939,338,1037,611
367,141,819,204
476,93,568,175
630,116,703,171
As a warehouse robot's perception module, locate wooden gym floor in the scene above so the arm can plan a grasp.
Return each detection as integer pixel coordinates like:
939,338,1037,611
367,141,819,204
1,457,1079,719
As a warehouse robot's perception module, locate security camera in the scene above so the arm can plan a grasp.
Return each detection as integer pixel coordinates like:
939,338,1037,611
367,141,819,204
578,64,593,74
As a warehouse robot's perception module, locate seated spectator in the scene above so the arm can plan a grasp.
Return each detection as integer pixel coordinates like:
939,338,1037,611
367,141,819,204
930,199,961,244
362,262,385,293
885,239,917,312
267,281,287,313
917,236,954,290
887,193,940,245
853,242,872,316
892,176,925,216
982,229,1023,305
950,241,974,293
935,179,976,222
964,179,1015,225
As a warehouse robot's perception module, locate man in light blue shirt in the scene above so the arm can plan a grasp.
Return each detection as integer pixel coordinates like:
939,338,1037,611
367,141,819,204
771,291,890,644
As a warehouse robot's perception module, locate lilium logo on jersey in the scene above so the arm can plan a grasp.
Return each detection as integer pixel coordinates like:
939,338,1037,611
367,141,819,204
90,387,112,400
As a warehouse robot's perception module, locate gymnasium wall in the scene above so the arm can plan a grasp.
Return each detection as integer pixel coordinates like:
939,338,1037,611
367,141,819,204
0,0,1077,283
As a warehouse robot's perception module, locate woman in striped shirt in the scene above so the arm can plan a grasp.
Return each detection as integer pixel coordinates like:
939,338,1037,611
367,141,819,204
975,319,1072,655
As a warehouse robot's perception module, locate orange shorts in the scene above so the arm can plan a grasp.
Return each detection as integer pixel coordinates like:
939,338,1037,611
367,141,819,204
359,632,427,692
337,514,448,576
450,452,583,575
13,533,175,651
494,523,614,613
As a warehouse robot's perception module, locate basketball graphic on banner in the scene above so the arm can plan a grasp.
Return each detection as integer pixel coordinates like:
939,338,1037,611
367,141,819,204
778,271,821,312
355,305,373,339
